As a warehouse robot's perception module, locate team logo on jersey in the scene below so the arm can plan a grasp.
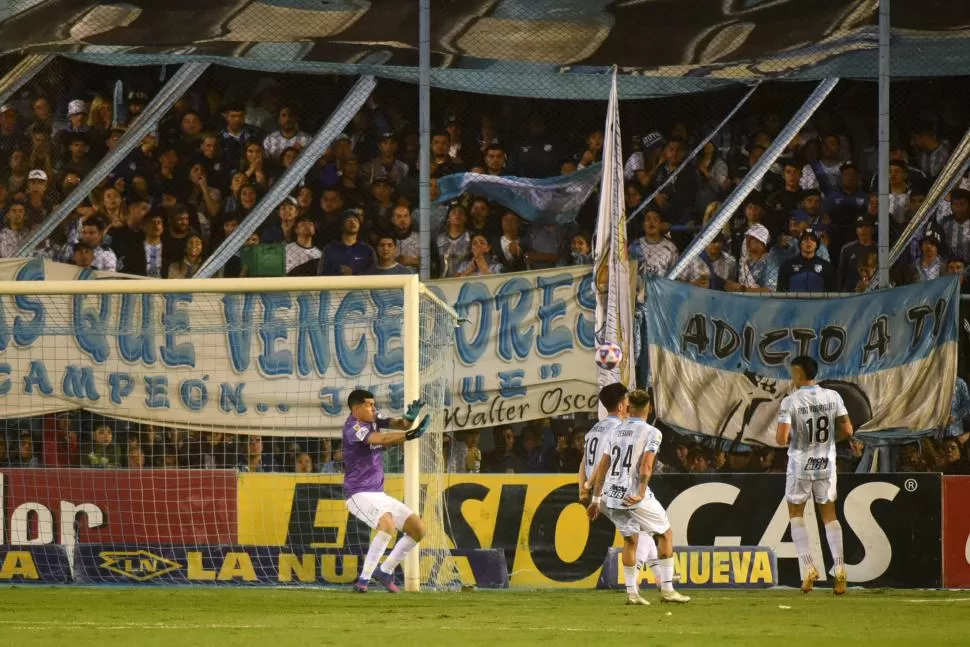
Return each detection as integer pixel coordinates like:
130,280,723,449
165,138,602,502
814,264,823,273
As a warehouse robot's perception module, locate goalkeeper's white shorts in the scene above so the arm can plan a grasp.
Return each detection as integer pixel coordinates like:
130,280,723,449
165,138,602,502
346,492,414,531
603,497,670,538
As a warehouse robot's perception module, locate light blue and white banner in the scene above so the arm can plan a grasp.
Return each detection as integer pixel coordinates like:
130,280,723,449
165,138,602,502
646,275,960,446
435,164,602,225
0,259,598,435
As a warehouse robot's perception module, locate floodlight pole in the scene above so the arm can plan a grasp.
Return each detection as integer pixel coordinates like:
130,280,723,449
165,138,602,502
877,0,891,288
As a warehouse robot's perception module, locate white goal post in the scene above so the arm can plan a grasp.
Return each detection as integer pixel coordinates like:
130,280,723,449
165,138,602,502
0,273,459,592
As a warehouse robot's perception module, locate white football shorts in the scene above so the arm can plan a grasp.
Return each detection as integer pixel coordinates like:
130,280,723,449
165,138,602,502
603,497,671,538
346,492,414,530
785,473,838,505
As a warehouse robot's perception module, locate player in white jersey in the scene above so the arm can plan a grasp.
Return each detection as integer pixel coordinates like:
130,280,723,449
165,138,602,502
776,356,854,596
578,383,659,585
588,389,690,606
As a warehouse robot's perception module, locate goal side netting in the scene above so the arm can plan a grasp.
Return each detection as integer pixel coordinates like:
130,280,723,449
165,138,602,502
0,269,463,590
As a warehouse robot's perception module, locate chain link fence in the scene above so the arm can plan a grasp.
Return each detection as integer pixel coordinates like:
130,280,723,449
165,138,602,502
0,1,966,475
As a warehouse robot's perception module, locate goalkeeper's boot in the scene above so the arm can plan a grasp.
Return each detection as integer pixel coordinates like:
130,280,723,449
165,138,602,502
833,568,848,596
373,568,401,593
353,578,369,593
801,567,820,594
625,593,651,606
660,590,691,604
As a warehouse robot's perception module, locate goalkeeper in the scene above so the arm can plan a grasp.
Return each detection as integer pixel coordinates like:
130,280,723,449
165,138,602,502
344,389,431,593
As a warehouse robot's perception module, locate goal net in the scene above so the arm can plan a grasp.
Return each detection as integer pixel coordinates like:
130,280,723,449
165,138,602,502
0,263,462,591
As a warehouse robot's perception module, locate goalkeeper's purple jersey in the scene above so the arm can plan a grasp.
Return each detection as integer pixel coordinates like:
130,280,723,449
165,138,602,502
342,415,391,498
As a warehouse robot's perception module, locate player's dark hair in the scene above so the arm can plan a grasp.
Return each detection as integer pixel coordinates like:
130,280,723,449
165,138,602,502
598,383,629,412
628,389,652,412
347,389,375,409
791,355,819,380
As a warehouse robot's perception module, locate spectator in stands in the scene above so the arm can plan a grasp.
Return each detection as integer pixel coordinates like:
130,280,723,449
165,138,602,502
263,105,310,162
456,233,503,276
631,208,679,275
127,444,146,469
361,132,409,188
466,197,493,239
917,229,945,281
942,376,970,443
801,133,847,195
221,102,262,170
3,149,29,196
46,413,80,467
241,141,269,193
198,134,228,193
447,430,480,473
941,189,970,263
888,160,912,227
777,210,828,261
367,233,413,275
366,177,396,228
767,160,804,215
482,144,508,177
87,424,120,468
262,197,298,244
778,229,836,292
430,130,460,177
484,425,524,473
0,104,24,161
294,452,314,473
317,438,344,473
390,205,420,271
126,210,168,278
727,224,778,293
285,215,321,274
518,424,551,472
60,132,93,178
649,136,697,225
0,201,33,257
187,162,221,229
167,234,203,279
670,440,690,473
570,231,593,265
496,210,527,272
23,168,51,224
314,187,346,246
838,215,877,290
320,210,375,276
823,163,867,215
435,203,471,278
11,432,39,468
155,145,185,200
696,141,730,203
238,435,276,473
687,446,714,474
939,438,966,474
79,217,118,272
913,122,951,180
72,242,94,268
680,233,737,290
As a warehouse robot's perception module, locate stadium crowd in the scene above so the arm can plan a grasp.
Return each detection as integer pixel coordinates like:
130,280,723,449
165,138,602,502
0,68,968,474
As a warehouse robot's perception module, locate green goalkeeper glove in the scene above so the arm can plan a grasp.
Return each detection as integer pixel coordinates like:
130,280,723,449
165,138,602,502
405,415,431,441
403,399,426,423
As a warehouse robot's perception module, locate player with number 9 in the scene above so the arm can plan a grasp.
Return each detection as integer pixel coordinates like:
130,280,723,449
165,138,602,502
776,356,854,595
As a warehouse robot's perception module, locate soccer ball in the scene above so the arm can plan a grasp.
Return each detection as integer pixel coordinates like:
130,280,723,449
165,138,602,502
595,342,623,370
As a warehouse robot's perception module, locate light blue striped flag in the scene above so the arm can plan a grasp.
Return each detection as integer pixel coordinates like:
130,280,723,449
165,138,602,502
435,163,602,225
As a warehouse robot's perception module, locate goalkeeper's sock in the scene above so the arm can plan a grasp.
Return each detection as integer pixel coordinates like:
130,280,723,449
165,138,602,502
790,517,817,571
361,531,392,581
825,520,845,571
379,535,418,575
657,557,676,593
623,565,639,596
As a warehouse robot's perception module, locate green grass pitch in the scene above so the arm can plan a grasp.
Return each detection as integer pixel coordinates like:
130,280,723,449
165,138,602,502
1,587,969,646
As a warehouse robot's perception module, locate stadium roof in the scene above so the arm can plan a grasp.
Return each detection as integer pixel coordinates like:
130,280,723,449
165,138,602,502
0,1,965,99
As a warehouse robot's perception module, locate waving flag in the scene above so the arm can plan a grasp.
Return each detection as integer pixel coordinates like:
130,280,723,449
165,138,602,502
594,69,636,416
435,163,601,225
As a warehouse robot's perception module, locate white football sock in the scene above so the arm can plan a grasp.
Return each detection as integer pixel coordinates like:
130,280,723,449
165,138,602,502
636,532,657,567
657,557,675,593
379,535,418,574
623,565,639,595
825,520,845,570
361,531,392,581
790,517,817,571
